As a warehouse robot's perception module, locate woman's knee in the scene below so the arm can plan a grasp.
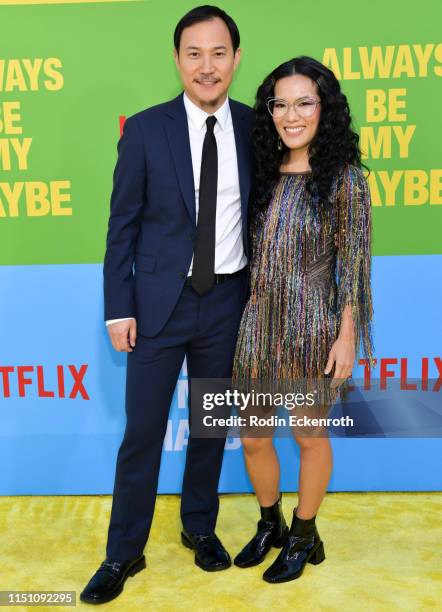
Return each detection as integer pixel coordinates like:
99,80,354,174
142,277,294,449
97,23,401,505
241,436,274,455
294,434,330,451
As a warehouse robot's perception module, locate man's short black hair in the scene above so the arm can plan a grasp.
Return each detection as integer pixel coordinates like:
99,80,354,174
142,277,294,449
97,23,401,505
174,5,240,53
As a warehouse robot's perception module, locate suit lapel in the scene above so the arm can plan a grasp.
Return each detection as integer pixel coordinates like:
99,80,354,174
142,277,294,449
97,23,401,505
230,99,252,253
164,94,196,226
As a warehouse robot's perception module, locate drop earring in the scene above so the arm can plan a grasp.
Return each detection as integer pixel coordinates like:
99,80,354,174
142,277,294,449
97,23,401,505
277,137,282,151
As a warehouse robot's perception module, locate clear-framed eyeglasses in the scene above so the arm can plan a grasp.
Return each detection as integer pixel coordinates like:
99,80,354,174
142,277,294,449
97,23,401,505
266,96,321,119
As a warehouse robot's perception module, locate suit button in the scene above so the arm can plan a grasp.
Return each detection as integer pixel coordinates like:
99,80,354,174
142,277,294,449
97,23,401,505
180,272,186,278
188,234,194,241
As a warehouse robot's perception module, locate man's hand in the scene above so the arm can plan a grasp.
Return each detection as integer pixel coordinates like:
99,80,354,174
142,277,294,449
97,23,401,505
107,319,137,352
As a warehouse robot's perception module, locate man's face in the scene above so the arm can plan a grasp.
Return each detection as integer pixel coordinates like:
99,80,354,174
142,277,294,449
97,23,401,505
174,17,241,112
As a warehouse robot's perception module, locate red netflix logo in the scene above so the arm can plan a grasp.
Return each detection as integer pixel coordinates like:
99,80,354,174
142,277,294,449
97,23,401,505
358,357,442,391
0,365,90,399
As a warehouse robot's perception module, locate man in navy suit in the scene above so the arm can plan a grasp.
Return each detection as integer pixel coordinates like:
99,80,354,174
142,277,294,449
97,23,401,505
81,5,253,604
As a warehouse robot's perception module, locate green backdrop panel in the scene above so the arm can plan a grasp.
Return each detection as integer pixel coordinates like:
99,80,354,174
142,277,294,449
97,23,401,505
1,0,441,264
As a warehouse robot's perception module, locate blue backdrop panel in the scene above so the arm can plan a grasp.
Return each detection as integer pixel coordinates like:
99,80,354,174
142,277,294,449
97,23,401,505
1,255,441,495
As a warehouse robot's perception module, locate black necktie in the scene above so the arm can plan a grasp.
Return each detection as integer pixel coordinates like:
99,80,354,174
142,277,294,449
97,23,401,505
192,115,218,295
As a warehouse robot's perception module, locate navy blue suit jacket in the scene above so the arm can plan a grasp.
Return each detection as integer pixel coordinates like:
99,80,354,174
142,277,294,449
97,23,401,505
103,93,254,337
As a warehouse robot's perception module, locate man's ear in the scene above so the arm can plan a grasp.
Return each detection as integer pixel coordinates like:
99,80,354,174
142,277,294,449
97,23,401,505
233,47,242,71
173,48,179,70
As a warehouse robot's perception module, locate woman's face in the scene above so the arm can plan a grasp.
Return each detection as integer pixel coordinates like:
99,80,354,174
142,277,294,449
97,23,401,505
272,74,321,155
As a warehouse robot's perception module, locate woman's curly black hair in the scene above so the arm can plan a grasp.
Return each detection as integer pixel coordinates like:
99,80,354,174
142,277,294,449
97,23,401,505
252,55,369,218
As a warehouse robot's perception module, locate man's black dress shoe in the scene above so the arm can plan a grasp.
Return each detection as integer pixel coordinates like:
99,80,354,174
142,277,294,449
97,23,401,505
181,528,231,571
263,508,325,583
80,555,146,604
234,495,289,568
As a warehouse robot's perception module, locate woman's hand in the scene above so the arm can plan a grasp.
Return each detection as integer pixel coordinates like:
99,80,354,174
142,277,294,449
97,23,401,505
324,335,355,388
324,303,356,387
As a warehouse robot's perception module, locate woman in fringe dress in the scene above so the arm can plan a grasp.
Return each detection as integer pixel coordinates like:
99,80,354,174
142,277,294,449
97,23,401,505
231,56,375,583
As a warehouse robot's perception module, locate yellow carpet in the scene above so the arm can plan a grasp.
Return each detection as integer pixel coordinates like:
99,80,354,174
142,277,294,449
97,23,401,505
1,493,441,611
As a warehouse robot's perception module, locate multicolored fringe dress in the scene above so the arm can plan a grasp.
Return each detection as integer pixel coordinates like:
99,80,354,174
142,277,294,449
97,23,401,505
232,164,375,411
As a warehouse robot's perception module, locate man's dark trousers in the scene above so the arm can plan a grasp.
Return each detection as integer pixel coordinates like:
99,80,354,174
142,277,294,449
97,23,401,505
105,273,247,561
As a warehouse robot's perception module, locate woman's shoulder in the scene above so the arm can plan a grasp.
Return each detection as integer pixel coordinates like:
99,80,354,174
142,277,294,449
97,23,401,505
341,163,369,186
332,164,369,199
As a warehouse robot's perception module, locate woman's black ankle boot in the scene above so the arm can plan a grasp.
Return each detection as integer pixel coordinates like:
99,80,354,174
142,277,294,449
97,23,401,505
234,496,289,568
262,507,325,583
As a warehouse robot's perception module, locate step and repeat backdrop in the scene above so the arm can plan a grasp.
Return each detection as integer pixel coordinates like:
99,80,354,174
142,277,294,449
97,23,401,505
1,0,441,494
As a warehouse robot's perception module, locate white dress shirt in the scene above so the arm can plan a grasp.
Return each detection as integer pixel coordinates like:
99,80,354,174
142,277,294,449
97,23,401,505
106,92,246,326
